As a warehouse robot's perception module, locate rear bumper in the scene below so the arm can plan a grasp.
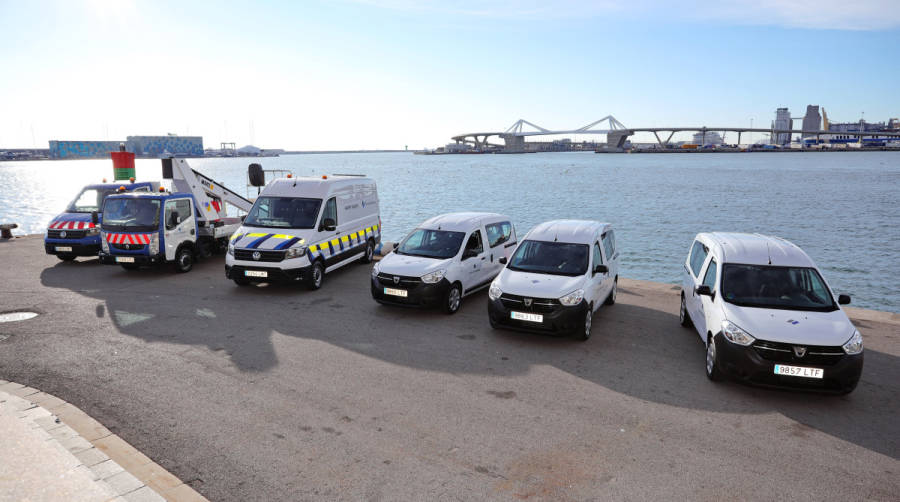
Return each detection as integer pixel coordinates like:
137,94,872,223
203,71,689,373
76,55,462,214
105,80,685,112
226,264,310,283
44,240,100,256
370,276,451,308
715,334,864,393
99,252,163,266
488,297,588,335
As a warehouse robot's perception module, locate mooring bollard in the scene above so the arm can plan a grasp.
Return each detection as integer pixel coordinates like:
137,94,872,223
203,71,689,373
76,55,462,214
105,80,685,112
0,223,18,239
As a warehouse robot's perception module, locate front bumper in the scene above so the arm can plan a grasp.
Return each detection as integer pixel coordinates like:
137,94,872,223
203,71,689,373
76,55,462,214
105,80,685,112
226,264,311,283
714,334,864,393
44,240,100,256
370,276,451,308
488,296,588,335
99,252,163,266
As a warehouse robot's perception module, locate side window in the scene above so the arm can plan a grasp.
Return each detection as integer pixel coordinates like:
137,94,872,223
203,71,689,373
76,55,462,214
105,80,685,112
464,230,483,255
689,240,708,277
601,232,615,260
702,258,718,290
320,197,337,229
607,230,616,254
176,199,191,223
164,200,178,230
593,242,603,267
485,222,513,248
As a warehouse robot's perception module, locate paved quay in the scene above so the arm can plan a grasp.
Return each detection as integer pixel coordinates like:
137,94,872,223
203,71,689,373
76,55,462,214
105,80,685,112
1,234,898,501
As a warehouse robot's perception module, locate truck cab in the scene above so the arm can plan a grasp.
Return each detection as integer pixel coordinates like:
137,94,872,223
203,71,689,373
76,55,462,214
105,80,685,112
45,181,159,261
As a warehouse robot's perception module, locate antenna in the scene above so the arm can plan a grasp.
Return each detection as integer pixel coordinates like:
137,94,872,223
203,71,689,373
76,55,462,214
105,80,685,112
766,241,772,265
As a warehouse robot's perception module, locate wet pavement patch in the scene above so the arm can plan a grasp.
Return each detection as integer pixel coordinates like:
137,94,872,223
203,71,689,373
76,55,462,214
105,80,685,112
0,312,38,323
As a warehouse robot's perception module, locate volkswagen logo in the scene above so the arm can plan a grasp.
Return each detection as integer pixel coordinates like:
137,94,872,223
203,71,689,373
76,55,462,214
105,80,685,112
524,298,533,307
252,251,261,261
393,276,400,284
59,231,67,238
792,346,807,358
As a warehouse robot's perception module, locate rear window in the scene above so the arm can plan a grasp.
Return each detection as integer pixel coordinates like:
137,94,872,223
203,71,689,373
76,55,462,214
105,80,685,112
689,240,708,277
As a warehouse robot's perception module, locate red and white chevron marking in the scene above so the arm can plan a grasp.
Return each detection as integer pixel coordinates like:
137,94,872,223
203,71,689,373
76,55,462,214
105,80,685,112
49,221,96,230
106,233,152,244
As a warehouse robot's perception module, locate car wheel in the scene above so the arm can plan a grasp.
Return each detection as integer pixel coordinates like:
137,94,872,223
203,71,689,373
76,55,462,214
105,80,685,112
57,254,76,262
444,283,461,314
360,239,375,264
605,278,617,305
121,263,139,271
705,334,724,381
308,260,325,290
680,293,693,327
578,304,593,341
174,247,193,273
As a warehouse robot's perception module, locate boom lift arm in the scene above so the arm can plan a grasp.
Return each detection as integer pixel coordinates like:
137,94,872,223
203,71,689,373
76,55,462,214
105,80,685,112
162,158,254,224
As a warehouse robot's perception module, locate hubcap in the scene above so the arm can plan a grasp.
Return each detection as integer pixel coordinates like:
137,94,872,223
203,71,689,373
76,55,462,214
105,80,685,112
706,339,716,375
314,267,322,286
680,297,685,323
449,288,460,311
612,282,616,301
180,255,189,268
585,311,592,337
367,245,373,259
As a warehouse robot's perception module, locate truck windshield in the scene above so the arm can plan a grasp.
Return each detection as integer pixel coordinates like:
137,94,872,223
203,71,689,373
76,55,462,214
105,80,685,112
722,264,837,312
244,197,321,228
67,188,116,213
101,198,160,232
507,240,589,277
396,228,465,259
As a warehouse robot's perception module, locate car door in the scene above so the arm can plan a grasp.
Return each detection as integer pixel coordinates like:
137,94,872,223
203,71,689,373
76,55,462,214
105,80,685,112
684,239,709,336
600,231,618,297
461,229,488,293
697,257,718,338
163,198,195,260
589,241,605,308
318,197,341,266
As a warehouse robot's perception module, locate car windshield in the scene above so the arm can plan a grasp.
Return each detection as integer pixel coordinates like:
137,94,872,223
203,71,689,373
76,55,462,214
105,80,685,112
396,228,465,259
722,264,837,312
101,198,160,232
507,240,589,277
244,197,321,228
67,188,116,213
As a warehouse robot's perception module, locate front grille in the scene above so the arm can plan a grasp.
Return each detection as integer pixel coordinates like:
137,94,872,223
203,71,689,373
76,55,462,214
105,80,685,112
753,339,845,366
48,229,86,239
235,248,285,262
499,293,560,313
377,273,422,287
111,243,145,251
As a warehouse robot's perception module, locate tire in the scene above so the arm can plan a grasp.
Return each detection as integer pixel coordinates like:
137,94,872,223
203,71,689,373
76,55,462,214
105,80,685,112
578,303,594,341
307,260,325,290
489,315,500,330
444,283,462,314
680,293,693,327
359,239,375,264
174,247,194,273
605,278,617,305
57,254,76,262
233,276,250,286
121,263,139,271
705,334,724,381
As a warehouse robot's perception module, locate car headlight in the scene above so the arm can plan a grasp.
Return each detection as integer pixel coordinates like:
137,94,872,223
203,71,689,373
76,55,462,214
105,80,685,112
559,289,584,306
842,329,863,355
100,232,109,253
227,242,235,256
488,282,502,301
148,233,159,255
371,261,380,278
421,269,446,284
284,245,308,259
721,320,755,346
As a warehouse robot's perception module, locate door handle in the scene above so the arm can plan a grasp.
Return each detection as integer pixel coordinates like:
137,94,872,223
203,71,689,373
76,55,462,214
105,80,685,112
190,229,195,235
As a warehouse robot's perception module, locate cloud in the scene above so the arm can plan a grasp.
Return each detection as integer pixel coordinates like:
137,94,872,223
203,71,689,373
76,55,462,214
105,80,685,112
693,0,900,31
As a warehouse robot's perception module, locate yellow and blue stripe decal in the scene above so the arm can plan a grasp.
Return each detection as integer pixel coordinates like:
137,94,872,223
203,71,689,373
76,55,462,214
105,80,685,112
231,223,380,257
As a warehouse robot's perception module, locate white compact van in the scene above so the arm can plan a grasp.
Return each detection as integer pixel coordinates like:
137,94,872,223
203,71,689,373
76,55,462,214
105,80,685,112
225,175,380,289
371,212,517,314
488,220,619,340
680,232,862,393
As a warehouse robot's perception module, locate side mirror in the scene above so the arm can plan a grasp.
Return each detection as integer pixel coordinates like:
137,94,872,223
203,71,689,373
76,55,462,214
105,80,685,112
240,214,246,222
499,257,507,265
695,285,712,296
593,264,608,275
838,294,851,305
321,218,336,232
91,211,99,225
393,242,399,250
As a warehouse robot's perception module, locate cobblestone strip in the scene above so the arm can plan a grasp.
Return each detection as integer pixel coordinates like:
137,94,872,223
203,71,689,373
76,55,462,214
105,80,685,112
0,380,209,502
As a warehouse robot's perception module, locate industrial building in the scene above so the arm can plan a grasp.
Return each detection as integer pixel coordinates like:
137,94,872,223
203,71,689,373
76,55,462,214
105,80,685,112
48,135,204,159
772,108,792,145
801,105,821,137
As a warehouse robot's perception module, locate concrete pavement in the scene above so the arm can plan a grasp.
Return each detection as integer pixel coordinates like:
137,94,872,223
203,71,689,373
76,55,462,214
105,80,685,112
0,235,898,501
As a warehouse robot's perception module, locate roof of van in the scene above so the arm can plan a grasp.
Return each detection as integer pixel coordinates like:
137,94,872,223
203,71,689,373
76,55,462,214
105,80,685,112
419,212,508,232
525,220,610,244
704,232,815,267
260,176,376,199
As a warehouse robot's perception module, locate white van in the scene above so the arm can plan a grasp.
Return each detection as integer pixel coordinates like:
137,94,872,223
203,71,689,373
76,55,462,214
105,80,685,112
225,175,380,289
680,232,863,393
371,212,517,314
488,220,619,340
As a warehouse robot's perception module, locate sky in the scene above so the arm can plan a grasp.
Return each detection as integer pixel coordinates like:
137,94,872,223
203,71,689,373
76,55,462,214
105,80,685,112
1,0,898,150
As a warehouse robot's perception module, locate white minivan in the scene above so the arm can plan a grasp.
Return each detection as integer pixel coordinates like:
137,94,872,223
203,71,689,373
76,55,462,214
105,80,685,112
680,232,863,393
488,220,619,340
226,175,380,289
371,212,517,314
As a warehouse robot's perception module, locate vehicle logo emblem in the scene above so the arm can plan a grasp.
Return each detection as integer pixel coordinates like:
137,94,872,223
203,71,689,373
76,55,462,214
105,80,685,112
393,276,400,284
252,251,261,261
60,231,66,238
787,319,799,325
792,346,807,357
524,298,533,307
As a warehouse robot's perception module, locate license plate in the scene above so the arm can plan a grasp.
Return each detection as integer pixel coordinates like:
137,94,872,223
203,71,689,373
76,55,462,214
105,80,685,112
774,364,823,379
511,311,543,323
384,287,407,297
55,246,72,252
115,256,135,263
245,270,268,278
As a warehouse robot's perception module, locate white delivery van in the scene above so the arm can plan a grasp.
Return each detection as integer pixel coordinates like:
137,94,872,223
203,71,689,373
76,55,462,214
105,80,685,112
225,175,380,289
371,212,517,314
488,220,619,340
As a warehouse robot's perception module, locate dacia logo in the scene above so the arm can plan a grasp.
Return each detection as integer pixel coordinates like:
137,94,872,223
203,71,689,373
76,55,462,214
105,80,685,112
524,298,533,307
252,251,261,261
393,276,400,284
792,346,807,358
60,231,67,238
